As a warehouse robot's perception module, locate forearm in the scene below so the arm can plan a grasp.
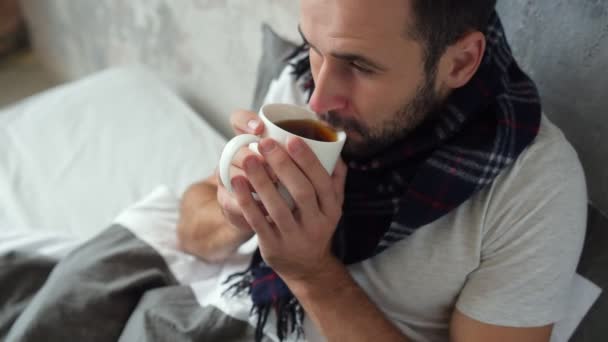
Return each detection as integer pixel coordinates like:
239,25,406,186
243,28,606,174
177,178,253,262
286,258,408,342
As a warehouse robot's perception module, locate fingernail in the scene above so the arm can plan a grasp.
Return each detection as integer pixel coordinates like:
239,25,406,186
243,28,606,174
244,157,261,172
288,137,304,154
247,119,261,132
259,139,276,154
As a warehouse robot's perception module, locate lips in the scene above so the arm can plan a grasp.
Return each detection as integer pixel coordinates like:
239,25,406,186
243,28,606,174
319,112,344,128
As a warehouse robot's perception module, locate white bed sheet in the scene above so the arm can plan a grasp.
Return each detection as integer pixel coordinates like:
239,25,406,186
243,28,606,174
0,67,227,239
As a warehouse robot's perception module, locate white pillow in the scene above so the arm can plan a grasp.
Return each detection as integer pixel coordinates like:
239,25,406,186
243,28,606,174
0,67,226,239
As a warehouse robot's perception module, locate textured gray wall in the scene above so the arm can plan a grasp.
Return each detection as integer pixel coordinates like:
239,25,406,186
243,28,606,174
496,0,608,212
20,0,300,137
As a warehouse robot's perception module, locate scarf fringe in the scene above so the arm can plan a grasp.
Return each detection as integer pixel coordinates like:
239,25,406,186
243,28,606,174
223,267,305,342
223,268,252,296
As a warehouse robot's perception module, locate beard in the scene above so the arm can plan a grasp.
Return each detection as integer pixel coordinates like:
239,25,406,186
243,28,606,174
319,72,443,161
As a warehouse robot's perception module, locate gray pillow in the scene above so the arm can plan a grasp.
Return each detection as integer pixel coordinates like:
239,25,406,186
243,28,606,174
251,23,298,112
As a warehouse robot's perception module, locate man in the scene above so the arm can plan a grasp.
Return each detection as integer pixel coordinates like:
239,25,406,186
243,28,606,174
178,0,586,341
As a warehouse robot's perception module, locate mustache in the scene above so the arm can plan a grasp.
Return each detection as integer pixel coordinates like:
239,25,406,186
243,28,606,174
319,111,367,136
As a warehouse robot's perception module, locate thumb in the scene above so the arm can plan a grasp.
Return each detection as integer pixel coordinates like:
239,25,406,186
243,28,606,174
230,109,265,135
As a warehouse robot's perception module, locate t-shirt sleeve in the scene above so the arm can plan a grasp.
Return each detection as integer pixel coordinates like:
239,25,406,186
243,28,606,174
455,128,588,327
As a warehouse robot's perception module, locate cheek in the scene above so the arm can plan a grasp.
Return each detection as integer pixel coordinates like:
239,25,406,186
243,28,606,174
349,79,399,125
353,75,423,123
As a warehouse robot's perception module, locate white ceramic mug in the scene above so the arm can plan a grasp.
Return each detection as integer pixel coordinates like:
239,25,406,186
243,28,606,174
218,103,346,206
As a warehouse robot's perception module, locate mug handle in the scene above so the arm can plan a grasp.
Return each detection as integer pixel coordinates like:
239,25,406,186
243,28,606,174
218,134,296,209
219,134,260,193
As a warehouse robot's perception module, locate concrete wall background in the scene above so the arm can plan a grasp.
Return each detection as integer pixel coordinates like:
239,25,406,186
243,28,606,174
20,0,301,137
496,0,608,212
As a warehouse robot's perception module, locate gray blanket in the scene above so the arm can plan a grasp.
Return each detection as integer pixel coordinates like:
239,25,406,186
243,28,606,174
1,225,260,342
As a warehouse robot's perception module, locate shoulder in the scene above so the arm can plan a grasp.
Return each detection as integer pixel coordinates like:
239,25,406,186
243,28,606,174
486,114,587,223
482,114,587,250
513,114,584,182
454,115,588,326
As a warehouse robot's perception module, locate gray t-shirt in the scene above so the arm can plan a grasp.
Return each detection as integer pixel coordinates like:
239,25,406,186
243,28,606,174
253,66,588,341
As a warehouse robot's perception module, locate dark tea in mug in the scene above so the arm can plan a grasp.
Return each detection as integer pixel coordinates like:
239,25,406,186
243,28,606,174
275,119,338,142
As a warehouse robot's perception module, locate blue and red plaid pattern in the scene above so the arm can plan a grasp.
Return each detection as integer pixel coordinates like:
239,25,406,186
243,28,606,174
225,12,541,342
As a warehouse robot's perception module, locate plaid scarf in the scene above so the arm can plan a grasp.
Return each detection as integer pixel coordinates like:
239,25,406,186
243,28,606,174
226,12,541,341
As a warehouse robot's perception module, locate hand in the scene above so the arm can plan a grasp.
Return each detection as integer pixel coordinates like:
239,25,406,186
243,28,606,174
217,109,277,233
177,109,272,262
231,136,348,283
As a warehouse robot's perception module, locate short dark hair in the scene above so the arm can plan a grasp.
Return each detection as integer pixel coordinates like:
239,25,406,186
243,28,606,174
408,0,497,75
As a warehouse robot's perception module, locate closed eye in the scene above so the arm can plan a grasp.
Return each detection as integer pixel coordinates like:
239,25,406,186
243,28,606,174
351,62,374,74
298,25,387,74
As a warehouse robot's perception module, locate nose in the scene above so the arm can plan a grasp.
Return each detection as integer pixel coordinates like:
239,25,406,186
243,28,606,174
308,60,349,114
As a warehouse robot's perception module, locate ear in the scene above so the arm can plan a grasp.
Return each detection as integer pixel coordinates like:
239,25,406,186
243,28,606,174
438,31,486,89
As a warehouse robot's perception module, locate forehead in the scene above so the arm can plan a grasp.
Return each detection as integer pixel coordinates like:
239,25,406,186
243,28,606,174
300,0,412,41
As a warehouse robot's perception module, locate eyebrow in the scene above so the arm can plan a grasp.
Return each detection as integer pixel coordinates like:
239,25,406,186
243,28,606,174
297,25,388,72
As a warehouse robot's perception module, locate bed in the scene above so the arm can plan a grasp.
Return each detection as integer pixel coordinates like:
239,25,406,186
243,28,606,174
0,67,226,240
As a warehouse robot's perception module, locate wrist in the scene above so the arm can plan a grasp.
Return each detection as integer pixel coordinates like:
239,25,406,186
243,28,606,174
285,257,353,302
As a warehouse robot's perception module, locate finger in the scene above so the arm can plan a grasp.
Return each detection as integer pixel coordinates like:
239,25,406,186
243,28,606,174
243,154,297,233
217,163,248,189
218,183,247,212
331,158,348,206
232,147,278,183
230,109,265,135
222,208,253,232
258,138,320,216
231,176,278,242
218,183,269,219
223,204,268,231
285,137,339,214
216,147,268,188
231,146,256,168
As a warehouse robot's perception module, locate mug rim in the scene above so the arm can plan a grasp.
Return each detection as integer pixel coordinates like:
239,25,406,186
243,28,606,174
260,103,347,144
